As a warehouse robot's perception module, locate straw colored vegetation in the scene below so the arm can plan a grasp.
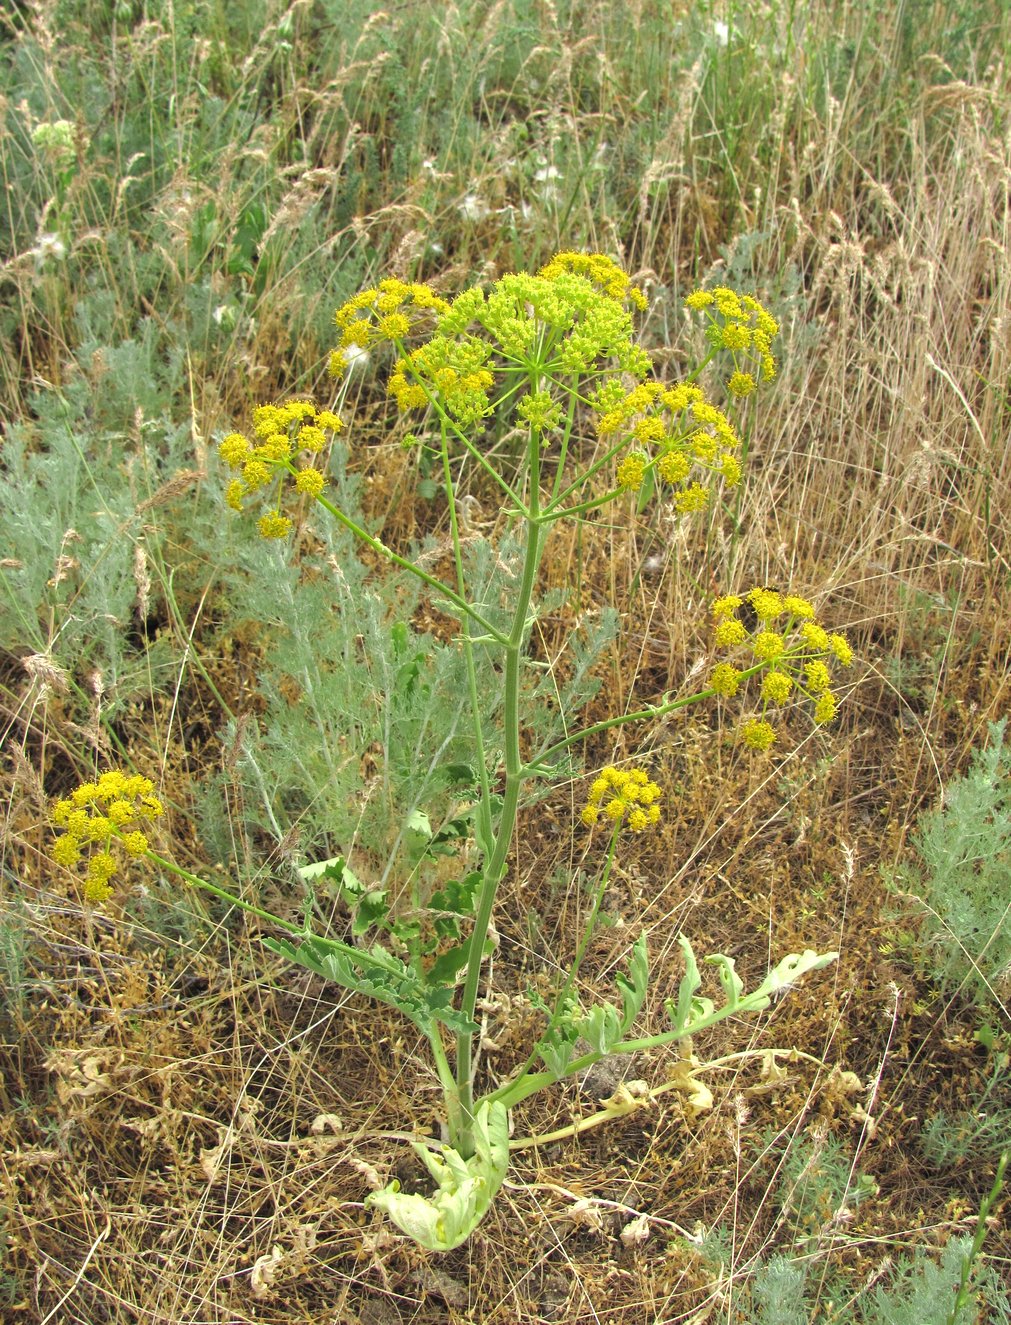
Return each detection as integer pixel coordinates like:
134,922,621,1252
1,0,1009,1320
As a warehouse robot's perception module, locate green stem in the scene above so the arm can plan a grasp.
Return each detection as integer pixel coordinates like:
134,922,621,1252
140,847,302,935
312,491,508,644
486,985,776,1114
527,684,723,771
451,431,545,1156
441,424,495,858
948,1149,1007,1325
427,1026,459,1099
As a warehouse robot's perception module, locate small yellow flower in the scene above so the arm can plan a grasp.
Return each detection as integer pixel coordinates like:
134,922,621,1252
783,595,815,619
378,312,411,340
711,662,742,697
219,432,251,467
86,815,115,842
252,404,288,438
84,874,115,905
662,383,704,412
748,587,783,622
719,453,742,485
633,416,665,443
295,468,326,497
242,459,272,491
258,432,291,462
761,671,793,704
673,482,709,514
297,425,326,452
121,831,149,857
96,773,128,800
804,660,832,694
829,634,854,666
752,630,784,662
714,617,747,648
50,770,163,902
657,450,690,484
742,719,777,751
712,595,743,620
87,851,117,883
72,782,99,807
814,691,838,724
721,322,751,350
582,764,663,834
713,287,743,319
616,451,647,491
257,512,293,539
727,370,757,396
317,410,343,432
588,776,609,805
66,809,91,838
53,834,81,866
800,621,830,650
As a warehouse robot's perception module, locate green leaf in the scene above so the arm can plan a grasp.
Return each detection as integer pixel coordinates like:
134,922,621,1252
366,1100,510,1251
666,935,714,1034
573,1002,622,1056
298,855,391,938
662,942,837,1039
403,808,433,859
538,1033,578,1079
297,855,349,886
262,933,477,1035
572,934,650,1055
747,949,839,1009
424,942,472,987
430,870,482,921
617,933,649,1031
705,952,744,1008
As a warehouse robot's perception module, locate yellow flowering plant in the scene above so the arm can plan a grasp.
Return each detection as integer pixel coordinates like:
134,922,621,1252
51,253,850,1251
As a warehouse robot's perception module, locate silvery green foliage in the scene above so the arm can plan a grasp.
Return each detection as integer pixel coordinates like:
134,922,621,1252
747,1254,809,1325
893,719,1011,1006
707,1230,1008,1324
863,1235,1008,1325
921,1054,1011,1171
198,518,617,872
0,396,191,702
366,1101,510,1251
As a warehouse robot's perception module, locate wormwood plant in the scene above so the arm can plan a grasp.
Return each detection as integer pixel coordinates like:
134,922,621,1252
49,253,854,1251
890,718,1011,1010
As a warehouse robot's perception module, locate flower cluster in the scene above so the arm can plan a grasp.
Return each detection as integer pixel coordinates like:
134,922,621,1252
32,119,79,166
388,334,495,427
581,765,663,833
591,378,742,512
218,400,343,539
330,279,451,376
375,256,652,433
51,771,164,904
709,588,854,749
684,287,780,394
537,251,649,311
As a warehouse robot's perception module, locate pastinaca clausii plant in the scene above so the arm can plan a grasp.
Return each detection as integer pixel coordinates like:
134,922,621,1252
51,253,852,1251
